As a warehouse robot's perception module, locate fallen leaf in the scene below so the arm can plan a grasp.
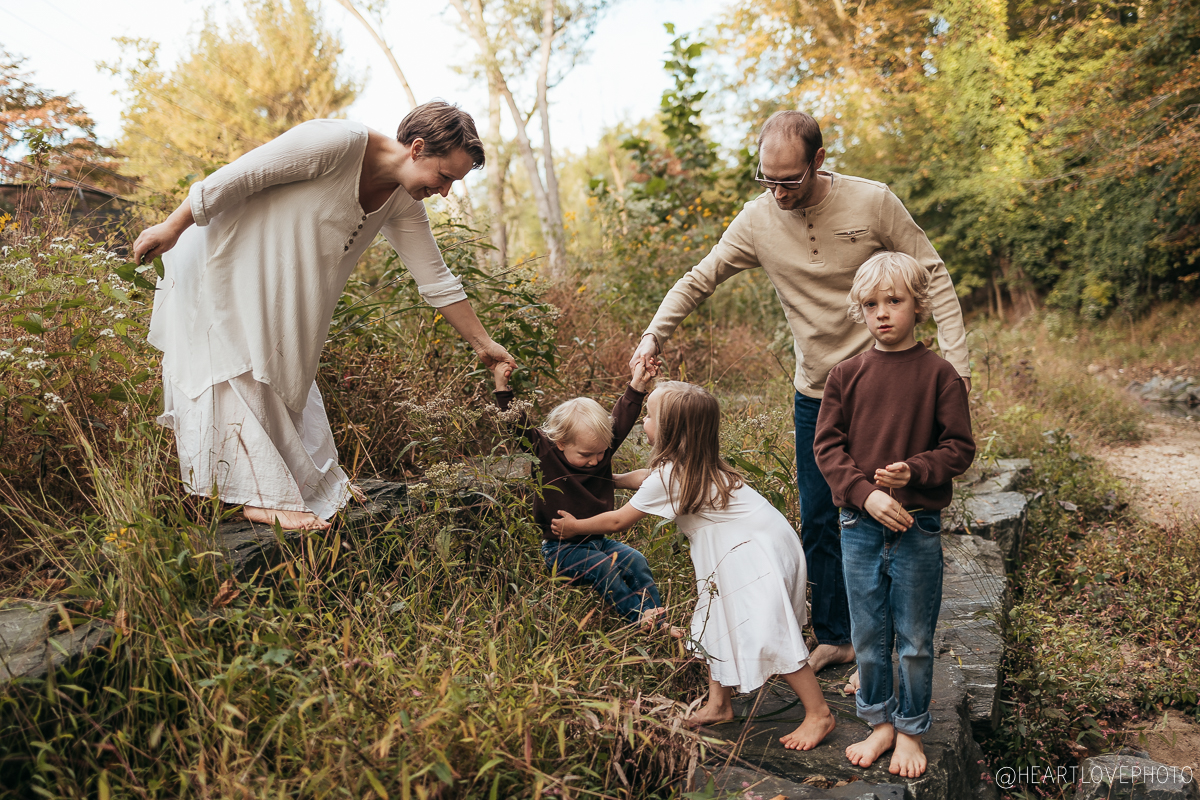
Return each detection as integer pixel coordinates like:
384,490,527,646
212,579,240,609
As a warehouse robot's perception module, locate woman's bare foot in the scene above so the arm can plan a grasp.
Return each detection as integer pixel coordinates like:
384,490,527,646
779,709,837,750
244,506,331,531
846,722,895,768
843,669,861,695
349,484,368,504
888,731,927,778
809,643,855,673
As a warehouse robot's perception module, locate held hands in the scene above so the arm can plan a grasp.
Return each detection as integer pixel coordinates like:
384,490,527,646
475,339,517,373
630,358,657,393
864,490,914,533
550,510,577,539
629,333,661,375
873,462,912,489
490,359,514,391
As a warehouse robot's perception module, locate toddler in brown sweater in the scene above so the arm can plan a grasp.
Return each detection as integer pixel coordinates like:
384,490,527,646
492,360,677,633
814,251,975,778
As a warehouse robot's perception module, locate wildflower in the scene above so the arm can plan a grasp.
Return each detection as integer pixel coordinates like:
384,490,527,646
21,347,34,354
114,313,126,320
99,329,115,338
0,350,12,361
43,393,62,412
25,359,47,370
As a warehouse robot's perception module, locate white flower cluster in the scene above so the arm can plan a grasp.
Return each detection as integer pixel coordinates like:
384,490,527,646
26,359,47,371
43,392,62,412
0,350,13,361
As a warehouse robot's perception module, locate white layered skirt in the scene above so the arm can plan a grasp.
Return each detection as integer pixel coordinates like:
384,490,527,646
157,370,350,520
687,501,811,693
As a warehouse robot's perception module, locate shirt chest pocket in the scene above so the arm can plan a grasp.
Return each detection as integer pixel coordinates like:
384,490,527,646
832,226,871,244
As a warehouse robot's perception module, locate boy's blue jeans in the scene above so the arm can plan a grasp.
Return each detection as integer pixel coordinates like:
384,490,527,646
795,393,852,646
541,538,663,624
839,507,944,736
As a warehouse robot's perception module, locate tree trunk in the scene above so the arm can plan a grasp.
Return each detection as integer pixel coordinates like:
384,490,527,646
537,0,564,237
485,70,508,268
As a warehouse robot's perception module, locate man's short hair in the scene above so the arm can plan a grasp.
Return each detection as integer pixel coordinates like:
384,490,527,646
396,100,485,170
847,251,933,324
757,110,823,162
542,397,613,448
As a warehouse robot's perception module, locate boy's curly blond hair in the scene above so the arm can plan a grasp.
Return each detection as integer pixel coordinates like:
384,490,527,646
847,251,932,324
542,397,613,447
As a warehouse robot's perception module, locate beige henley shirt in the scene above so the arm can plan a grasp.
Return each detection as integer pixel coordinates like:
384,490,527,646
644,172,970,398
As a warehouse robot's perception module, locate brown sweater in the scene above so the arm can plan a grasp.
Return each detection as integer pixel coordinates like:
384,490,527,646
813,344,975,512
494,386,646,542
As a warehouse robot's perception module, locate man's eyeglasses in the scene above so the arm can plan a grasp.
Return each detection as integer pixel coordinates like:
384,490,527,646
755,161,812,191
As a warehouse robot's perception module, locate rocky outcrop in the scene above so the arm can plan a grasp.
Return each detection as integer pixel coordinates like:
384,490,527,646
1127,376,1200,407
0,600,111,686
1075,753,1199,799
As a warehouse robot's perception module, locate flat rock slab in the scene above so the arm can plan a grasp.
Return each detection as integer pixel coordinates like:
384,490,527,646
0,600,111,686
946,492,1027,568
701,763,906,799
700,532,1006,800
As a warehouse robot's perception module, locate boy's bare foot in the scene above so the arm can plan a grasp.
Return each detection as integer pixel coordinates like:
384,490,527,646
889,731,927,778
846,722,895,768
244,506,331,531
844,669,861,695
809,643,855,673
779,709,836,750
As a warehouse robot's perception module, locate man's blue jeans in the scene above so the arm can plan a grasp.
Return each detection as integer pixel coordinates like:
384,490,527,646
541,538,663,624
794,393,852,646
839,507,944,736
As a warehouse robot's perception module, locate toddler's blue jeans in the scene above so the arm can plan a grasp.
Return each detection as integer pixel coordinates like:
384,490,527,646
839,507,944,736
541,538,663,624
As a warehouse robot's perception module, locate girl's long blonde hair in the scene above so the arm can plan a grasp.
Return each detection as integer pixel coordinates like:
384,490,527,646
648,382,743,515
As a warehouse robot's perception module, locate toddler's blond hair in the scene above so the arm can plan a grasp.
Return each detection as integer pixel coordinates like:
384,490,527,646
542,397,613,448
847,251,932,324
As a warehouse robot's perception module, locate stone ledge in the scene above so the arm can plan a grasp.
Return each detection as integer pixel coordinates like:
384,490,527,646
0,600,112,686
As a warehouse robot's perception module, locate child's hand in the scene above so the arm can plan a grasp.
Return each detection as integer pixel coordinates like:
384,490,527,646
551,510,578,538
614,468,651,490
874,462,912,489
490,360,514,391
863,490,913,533
630,359,656,393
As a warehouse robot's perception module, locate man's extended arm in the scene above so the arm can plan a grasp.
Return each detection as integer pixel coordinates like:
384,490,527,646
878,190,971,386
631,206,761,368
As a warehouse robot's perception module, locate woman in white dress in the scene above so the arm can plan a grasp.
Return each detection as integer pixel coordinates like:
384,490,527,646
133,102,516,531
551,381,837,750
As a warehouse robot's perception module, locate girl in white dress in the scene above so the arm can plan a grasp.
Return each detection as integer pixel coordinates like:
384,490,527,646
552,381,836,750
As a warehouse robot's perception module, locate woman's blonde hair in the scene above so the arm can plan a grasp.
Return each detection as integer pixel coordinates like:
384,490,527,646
542,397,613,448
847,251,932,324
648,382,743,515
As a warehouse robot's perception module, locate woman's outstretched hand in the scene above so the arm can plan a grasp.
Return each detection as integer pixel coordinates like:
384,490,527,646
551,510,578,539
133,200,196,265
629,333,660,373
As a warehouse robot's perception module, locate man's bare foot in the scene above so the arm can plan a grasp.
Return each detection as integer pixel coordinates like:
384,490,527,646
244,506,331,531
779,709,837,751
846,722,895,768
888,731,927,778
844,669,861,695
809,643,855,673
686,695,729,729
349,484,368,504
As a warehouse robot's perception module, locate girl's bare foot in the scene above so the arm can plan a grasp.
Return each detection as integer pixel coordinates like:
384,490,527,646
843,669,861,695
244,506,331,531
779,709,836,750
846,722,895,768
809,643,855,673
684,699,734,727
888,731,927,778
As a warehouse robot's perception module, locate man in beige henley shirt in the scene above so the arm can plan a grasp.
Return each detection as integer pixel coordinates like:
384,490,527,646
630,111,971,677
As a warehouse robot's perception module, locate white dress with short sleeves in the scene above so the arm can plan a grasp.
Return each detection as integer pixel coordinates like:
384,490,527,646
630,464,810,692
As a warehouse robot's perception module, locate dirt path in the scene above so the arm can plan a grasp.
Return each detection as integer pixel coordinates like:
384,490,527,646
1097,415,1200,527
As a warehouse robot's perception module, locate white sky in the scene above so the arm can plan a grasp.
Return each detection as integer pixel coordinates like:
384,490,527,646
1,0,729,155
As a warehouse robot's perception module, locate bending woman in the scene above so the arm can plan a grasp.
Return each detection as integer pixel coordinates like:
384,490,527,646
133,101,515,531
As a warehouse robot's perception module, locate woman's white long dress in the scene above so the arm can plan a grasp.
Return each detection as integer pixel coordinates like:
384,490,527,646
630,465,811,692
149,119,468,518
